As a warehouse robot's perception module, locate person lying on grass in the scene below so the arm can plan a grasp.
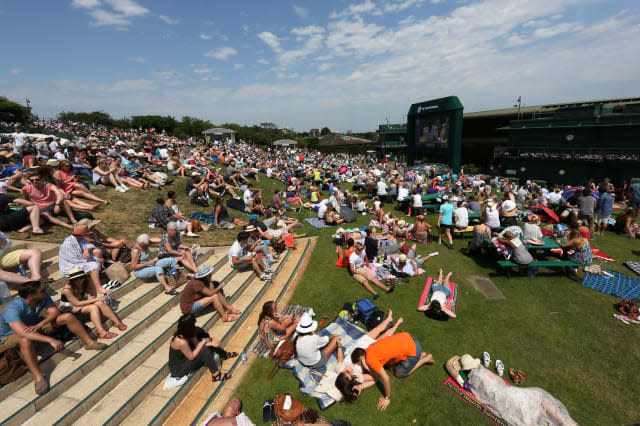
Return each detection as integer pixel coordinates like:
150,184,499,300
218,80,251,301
417,269,457,319
351,330,434,411
335,310,404,403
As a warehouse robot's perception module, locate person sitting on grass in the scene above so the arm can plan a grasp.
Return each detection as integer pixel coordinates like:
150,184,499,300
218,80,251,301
131,233,178,296
417,268,456,319
61,267,127,339
228,231,272,281
0,281,107,395
258,300,301,351
437,195,454,249
22,167,78,230
214,195,248,229
158,222,198,274
351,331,434,411
411,215,432,242
249,195,267,217
323,205,343,226
152,198,199,237
93,158,128,192
612,208,639,238
348,242,393,300
168,313,234,383
54,160,108,208
294,312,341,368
180,265,240,322
335,310,404,403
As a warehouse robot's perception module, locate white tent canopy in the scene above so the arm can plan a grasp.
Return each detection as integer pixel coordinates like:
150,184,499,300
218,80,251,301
202,128,236,142
273,139,298,146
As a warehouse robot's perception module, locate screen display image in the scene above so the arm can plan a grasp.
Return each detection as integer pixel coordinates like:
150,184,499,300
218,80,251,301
414,113,449,148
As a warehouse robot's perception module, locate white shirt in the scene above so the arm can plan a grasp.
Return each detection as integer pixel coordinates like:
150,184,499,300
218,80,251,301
548,192,562,203
228,241,245,266
431,290,447,307
454,207,469,227
11,132,27,148
158,148,169,159
376,181,387,195
266,168,273,178
397,186,409,201
412,193,422,208
296,334,330,367
485,209,500,228
49,141,59,152
242,188,252,207
348,251,365,269
317,199,329,218
54,151,66,161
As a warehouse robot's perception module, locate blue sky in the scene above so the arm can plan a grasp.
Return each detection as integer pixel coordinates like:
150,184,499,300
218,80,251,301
1,0,640,132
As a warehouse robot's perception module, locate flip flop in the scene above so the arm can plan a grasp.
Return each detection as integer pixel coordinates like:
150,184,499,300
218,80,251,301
222,352,239,360
116,323,127,331
482,351,491,368
495,360,504,377
222,315,237,322
509,368,519,383
517,370,526,384
98,332,118,339
227,309,241,315
212,371,232,382
164,289,178,296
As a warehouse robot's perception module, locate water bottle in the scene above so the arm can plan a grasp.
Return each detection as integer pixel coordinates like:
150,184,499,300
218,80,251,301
240,351,247,365
18,265,26,276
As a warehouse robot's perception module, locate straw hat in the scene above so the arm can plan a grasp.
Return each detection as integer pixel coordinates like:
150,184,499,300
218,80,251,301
397,219,406,227
71,224,92,236
77,218,102,229
398,254,408,262
445,356,462,381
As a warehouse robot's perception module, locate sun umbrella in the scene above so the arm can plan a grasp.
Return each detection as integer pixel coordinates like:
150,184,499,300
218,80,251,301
561,187,599,201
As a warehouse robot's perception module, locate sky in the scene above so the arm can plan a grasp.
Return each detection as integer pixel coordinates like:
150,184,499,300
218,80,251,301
1,0,640,132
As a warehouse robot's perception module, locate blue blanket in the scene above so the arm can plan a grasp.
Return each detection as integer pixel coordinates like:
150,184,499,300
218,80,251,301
304,217,333,229
582,270,640,299
284,317,366,410
189,212,216,224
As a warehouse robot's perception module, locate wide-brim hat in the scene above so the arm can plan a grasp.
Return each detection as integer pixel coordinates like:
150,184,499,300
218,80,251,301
245,225,257,232
68,267,86,280
77,218,102,229
399,254,408,262
460,354,481,370
445,356,462,379
295,313,317,334
397,220,406,227
46,159,59,167
194,265,214,279
71,225,92,236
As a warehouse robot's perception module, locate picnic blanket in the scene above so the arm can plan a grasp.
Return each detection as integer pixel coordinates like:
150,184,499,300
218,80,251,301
581,270,640,299
590,246,614,262
419,277,459,314
624,261,640,276
189,212,216,224
251,305,310,359
305,217,333,229
444,377,508,426
283,316,367,410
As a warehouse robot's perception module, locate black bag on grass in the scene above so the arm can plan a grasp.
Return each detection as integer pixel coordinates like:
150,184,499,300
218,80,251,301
340,207,356,223
226,197,245,212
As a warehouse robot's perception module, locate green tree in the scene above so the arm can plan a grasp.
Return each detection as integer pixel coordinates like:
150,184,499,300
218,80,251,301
0,97,30,123
58,111,113,126
320,127,331,135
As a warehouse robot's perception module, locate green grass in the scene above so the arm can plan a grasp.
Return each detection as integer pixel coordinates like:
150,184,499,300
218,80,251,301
10,176,640,425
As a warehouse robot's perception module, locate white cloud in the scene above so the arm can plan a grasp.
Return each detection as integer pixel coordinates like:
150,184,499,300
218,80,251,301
159,15,179,24
9,68,23,76
107,79,154,92
532,22,584,39
293,5,309,18
257,32,282,53
330,0,377,19
203,47,238,60
291,25,324,37
104,0,148,17
193,67,213,74
317,63,336,72
127,56,146,63
234,64,244,70
242,24,249,32
153,71,180,80
87,8,131,27
384,0,425,13
71,0,100,8
257,58,269,65
200,34,212,40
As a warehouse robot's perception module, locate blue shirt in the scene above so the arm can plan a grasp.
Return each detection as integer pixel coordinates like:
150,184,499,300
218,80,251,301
595,192,613,215
439,203,454,225
0,295,54,339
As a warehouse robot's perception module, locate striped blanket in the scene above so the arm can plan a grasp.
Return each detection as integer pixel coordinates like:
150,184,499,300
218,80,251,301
582,270,640,299
283,316,367,410
304,217,333,229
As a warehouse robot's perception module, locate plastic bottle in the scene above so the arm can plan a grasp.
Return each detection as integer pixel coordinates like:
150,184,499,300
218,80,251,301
240,351,247,365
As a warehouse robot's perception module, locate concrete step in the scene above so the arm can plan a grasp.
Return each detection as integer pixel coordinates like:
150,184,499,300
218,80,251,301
0,248,223,426
169,239,315,426
68,256,271,426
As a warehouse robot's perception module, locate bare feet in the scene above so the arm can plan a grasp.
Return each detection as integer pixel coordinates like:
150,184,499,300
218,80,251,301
422,352,434,364
387,309,393,323
395,317,404,328
116,323,127,331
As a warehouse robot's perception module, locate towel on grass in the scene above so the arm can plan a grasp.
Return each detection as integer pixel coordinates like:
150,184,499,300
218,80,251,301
590,246,614,262
624,261,640,276
444,377,508,426
283,316,366,410
304,217,333,229
419,277,459,314
581,270,640,299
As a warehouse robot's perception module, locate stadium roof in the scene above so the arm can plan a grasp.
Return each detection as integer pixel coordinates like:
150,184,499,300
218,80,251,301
273,139,298,146
202,128,236,135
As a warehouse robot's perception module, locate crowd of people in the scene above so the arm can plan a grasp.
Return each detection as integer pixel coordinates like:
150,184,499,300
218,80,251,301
0,118,637,424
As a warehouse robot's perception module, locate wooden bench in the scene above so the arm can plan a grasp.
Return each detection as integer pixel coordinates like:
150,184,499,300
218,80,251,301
497,260,589,278
453,226,474,238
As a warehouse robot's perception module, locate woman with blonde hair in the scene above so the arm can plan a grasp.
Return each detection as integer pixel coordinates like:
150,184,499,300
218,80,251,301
93,158,128,192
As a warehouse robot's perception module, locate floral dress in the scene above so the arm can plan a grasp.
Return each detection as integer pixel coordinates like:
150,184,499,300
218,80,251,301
568,241,592,264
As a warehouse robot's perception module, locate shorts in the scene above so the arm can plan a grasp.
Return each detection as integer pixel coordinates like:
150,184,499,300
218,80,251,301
1,314,58,348
41,204,59,215
439,224,452,230
188,188,199,198
191,300,204,313
353,267,375,285
0,249,25,269
176,220,190,232
394,333,422,378
230,256,251,270
594,213,610,224
0,208,30,232
308,351,327,369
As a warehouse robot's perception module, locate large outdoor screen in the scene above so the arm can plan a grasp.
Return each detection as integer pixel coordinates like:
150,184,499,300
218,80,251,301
414,113,449,148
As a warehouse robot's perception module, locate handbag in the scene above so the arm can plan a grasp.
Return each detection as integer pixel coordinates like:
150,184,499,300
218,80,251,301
104,261,129,284
273,393,305,426
267,337,295,380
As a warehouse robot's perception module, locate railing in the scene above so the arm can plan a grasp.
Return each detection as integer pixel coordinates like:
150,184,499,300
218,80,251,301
494,146,640,161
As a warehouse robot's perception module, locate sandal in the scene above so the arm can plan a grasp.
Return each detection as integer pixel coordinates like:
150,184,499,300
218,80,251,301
164,289,178,296
509,368,519,384
482,351,491,368
116,323,127,331
517,370,526,384
98,332,118,339
212,371,232,382
222,352,239,360
227,309,241,315
495,360,504,377
221,315,237,322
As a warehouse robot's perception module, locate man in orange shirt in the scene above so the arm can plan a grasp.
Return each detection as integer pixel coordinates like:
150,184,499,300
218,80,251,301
352,331,433,411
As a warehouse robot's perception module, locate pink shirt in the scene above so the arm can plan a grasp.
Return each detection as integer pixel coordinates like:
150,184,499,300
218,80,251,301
22,183,57,208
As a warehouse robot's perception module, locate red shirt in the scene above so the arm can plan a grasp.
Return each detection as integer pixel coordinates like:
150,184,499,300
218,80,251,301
22,183,57,208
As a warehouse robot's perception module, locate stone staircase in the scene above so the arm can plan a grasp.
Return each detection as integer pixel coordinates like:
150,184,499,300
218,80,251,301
0,237,316,426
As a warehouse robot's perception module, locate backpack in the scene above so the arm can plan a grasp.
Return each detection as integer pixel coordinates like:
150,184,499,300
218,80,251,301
340,207,357,223
365,310,386,331
267,336,295,380
0,346,28,385
355,298,377,324
226,197,245,212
